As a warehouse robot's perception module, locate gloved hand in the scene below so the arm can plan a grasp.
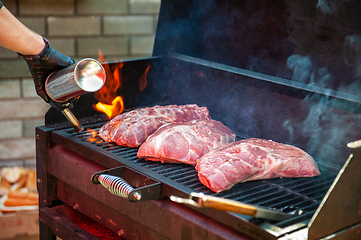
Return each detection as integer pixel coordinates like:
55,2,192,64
19,38,76,111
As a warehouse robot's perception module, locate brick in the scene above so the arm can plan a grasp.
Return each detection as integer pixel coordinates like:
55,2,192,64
47,38,75,56
0,46,18,59
104,16,154,35
24,118,44,137
1,0,17,15
18,17,46,36
130,0,161,14
0,138,36,160
0,79,21,99
0,60,31,78
131,36,155,55
0,120,22,140
19,0,74,16
0,99,49,120
22,78,38,98
0,160,25,168
48,17,101,36
77,0,127,15
153,16,159,32
77,37,128,57
24,159,36,169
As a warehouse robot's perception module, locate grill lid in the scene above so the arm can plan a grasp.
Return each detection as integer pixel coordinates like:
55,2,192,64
154,0,361,95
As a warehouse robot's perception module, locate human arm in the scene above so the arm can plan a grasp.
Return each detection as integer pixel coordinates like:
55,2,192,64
0,4,45,55
0,3,76,109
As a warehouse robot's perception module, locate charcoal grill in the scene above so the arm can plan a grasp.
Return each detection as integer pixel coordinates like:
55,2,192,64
36,0,361,239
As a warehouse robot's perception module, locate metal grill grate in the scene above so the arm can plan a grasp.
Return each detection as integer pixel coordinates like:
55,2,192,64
69,126,337,227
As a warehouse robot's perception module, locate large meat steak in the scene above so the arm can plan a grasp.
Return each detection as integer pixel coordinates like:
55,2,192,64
196,138,321,193
98,104,211,147
137,119,236,165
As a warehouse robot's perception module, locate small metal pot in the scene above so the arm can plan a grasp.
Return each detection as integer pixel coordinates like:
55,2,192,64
45,58,106,102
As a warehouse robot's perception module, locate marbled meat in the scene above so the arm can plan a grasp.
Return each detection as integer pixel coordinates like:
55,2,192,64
196,138,321,193
137,119,236,165
98,104,211,147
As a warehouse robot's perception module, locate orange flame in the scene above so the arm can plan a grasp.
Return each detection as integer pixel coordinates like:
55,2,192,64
93,50,125,119
93,50,150,119
86,128,102,143
139,65,150,92
94,96,124,119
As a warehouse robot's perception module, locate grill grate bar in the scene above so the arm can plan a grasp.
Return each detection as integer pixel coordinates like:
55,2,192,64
214,181,273,199
251,178,334,206
170,172,199,182
275,209,317,228
156,165,186,175
269,193,322,210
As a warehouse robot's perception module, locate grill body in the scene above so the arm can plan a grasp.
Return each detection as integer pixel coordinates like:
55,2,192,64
36,0,361,239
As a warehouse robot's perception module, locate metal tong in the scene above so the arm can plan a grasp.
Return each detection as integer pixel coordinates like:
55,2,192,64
170,192,293,221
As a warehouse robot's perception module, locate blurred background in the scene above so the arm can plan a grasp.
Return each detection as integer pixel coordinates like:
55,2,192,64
0,0,161,169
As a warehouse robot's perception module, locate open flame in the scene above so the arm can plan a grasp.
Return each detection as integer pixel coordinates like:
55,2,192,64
139,65,150,92
93,50,125,119
93,50,150,119
94,96,124,119
86,128,102,143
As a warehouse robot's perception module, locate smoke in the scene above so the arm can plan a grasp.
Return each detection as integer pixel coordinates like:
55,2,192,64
343,35,361,77
284,33,361,165
287,55,313,83
317,0,359,14
283,94,361,166
286,54,333,88
316,0,333,13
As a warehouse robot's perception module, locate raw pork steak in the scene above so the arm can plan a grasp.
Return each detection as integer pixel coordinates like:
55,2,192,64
98,104,211,147
196,138,321,193
137,119,236,165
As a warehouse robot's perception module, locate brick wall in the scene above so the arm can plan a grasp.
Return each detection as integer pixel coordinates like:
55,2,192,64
0,0,161,168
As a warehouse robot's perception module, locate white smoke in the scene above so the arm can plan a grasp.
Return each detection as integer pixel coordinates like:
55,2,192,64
286,54,332,88
287,54,313,83
316,0,359,14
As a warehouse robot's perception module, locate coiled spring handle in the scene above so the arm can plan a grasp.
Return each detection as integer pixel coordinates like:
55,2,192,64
92,173,142,201
91,166,162,202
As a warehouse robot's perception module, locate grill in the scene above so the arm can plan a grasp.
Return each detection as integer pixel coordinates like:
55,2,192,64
36,0,361,239
64,126,338,226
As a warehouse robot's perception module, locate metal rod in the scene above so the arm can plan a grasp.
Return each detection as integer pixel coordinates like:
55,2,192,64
61,108,84,133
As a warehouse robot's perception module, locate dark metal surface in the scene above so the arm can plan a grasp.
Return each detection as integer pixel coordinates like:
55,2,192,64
308,142,361,239
154,0,361,95
36,126,58,240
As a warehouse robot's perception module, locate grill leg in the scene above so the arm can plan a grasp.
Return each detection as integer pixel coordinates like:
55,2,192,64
36,126,58,240
39,221,56,240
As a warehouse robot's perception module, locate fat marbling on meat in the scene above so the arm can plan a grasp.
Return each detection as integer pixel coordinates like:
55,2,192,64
98,104,211,147
137,119,236,165
196,138,321,193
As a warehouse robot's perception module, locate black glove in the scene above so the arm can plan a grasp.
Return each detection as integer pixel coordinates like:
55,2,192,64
19,38,76,110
